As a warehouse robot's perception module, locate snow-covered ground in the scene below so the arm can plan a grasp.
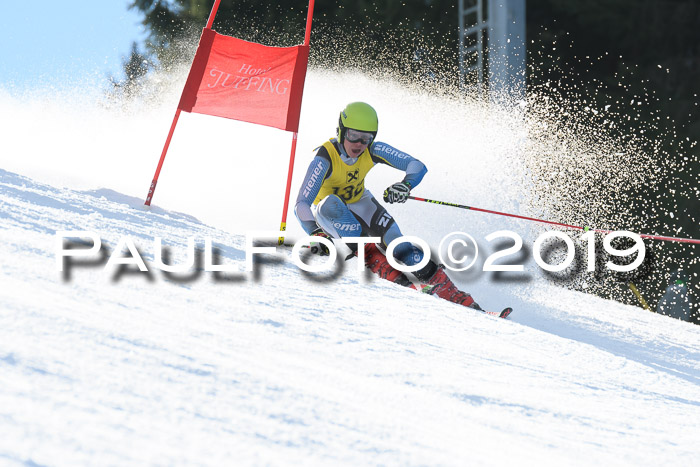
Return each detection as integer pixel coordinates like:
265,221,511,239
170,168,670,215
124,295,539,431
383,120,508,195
1,71,699,466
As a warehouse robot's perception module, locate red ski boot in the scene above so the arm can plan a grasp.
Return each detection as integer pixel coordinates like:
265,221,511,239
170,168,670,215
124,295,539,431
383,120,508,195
363,243,412,287
421,265,481,309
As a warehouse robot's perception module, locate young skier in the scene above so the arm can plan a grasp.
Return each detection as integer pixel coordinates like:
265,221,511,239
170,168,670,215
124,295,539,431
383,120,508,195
294,101,485,310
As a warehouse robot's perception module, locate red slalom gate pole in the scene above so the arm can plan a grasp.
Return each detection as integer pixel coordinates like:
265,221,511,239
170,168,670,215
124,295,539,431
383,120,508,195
145,109,181,206
278,0,315,244
278,132,300,244
408,195,700,245
205,0,222,29
144,0,222,206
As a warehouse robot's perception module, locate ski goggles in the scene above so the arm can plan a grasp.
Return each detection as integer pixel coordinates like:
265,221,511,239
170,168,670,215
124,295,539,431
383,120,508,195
345,128,375,145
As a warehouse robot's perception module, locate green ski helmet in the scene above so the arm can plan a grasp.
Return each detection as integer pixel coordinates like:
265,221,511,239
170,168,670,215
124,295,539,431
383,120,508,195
337,102,378,144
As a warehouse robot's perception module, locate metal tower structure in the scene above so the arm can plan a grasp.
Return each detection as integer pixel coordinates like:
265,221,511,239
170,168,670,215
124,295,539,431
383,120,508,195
458,0,487,89
458,0,526,99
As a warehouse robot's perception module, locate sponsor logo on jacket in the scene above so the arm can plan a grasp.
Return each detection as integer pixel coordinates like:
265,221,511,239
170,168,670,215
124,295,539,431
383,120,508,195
373,143,410,160
303,160,326,197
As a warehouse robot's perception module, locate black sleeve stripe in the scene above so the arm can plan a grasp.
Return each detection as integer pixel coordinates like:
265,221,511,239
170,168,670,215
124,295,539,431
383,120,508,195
371,154,390,166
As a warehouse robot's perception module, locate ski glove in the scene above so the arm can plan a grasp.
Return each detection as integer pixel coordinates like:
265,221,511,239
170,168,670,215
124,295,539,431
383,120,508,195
309,228,333,256
383,181,411,204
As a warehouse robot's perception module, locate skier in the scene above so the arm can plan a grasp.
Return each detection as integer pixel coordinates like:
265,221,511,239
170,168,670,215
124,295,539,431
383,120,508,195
657,269,693,321
294,101,484,310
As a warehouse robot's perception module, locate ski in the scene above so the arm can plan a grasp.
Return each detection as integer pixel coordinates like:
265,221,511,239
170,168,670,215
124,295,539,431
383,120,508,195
483,307,513,319
279,239,515,320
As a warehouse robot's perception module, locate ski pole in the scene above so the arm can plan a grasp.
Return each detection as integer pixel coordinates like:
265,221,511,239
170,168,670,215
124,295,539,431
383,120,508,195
407,196,700,245
628,282,652,311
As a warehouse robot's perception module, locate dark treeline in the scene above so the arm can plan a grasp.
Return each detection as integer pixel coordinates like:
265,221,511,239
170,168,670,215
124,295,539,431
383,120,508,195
122,0,462,84
526,0,698,322
119,0,699,320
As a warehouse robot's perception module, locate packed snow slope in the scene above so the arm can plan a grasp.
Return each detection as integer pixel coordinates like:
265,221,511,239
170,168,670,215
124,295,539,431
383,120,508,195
1,70,699,465
2,167,700,466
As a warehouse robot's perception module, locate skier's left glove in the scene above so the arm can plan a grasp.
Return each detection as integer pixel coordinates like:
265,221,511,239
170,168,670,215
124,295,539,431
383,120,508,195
383,181,411,204
309,228,333,256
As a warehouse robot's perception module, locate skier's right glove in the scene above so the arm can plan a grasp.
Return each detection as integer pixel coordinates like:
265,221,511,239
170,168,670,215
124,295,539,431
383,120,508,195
309,228,333,256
